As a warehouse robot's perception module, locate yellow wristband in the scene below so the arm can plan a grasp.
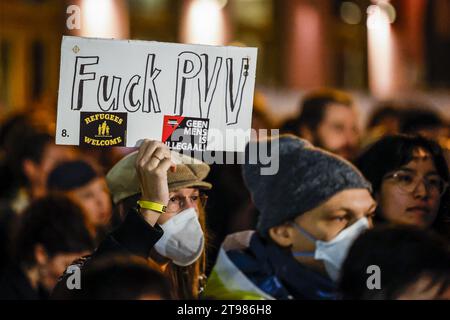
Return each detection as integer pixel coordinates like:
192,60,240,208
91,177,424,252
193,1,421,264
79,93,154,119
137,200,167,214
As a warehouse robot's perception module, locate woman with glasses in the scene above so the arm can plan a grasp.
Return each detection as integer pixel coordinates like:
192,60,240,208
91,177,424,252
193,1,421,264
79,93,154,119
355,135,450,237
52,140,212,300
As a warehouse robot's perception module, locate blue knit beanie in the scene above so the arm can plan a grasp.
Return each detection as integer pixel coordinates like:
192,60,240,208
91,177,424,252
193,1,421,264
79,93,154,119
47,160,98,191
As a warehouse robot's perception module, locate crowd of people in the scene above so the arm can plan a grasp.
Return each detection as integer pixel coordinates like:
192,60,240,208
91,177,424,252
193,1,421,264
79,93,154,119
0,88,448,300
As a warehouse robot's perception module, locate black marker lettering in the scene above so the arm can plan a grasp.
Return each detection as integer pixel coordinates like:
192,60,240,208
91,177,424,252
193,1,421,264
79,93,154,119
71,56,99,110
97,75,122,111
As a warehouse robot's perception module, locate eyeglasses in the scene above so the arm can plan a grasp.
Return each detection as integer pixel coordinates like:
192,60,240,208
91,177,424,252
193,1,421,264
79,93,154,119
383,170,449,197
166,193,208,213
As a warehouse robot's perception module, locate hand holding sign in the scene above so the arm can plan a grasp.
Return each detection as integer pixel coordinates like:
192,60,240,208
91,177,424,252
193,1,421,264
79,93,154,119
135,140,175,208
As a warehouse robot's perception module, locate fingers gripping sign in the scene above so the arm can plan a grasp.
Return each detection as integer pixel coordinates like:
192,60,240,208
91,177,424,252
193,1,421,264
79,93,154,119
135,140,176,224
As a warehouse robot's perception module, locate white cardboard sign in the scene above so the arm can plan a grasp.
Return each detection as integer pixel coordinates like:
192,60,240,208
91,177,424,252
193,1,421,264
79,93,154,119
56,36,258,152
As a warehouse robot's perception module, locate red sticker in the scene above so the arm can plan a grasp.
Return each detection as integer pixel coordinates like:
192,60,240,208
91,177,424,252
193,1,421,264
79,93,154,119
161,115,209,152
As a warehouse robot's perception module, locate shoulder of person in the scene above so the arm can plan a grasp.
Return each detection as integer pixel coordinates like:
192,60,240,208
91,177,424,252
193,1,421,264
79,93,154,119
50,255,93,299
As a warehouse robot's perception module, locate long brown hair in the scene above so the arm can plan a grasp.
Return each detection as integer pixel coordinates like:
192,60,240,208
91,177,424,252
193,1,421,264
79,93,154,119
165,203,209,299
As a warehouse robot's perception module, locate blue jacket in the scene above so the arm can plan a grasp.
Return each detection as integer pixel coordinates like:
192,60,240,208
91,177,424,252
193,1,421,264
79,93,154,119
203,231,337,300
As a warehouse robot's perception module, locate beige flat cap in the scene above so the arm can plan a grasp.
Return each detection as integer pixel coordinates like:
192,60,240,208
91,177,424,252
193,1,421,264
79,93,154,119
106,151,212,204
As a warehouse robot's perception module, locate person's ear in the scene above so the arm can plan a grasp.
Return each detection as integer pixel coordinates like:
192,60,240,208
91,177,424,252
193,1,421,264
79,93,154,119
268,223,295,247
34,244,49,266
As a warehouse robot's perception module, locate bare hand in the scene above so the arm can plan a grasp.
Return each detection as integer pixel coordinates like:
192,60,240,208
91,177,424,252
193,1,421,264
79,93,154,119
135,140,176,206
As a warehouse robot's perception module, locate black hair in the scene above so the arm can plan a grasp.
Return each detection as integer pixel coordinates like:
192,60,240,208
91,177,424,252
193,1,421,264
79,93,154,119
66,255,172,300
0,114,29,149
14,194,95,268
47,160,99,191
355,135,450,235
400,107,446,134
367,103,403,129
339,226,450,300
6,125,53,186
282,89,353,136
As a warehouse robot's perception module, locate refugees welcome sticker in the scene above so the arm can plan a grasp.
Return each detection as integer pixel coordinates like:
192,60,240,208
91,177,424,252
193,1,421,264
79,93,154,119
79,112,127,147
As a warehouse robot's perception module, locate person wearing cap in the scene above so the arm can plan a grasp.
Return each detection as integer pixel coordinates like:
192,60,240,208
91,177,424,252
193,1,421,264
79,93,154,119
47,160,113,242
52,140,212,299
203,135,376,300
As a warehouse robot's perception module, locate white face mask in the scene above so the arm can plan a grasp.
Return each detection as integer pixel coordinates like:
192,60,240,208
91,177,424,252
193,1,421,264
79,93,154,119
154,207,204,267
292,217,369,282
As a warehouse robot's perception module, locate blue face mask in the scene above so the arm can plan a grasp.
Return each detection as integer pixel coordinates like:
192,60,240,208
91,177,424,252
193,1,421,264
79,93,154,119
291,217,370,282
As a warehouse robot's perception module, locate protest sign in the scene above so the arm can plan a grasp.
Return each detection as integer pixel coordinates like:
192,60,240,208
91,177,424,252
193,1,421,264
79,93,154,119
56,36,258,152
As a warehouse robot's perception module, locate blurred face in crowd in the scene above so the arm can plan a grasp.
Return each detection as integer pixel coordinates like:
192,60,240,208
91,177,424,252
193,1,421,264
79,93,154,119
306,103,360,160
23,144,78,198
34,244,89,292
377,148,444,228
67,177,112,227
269,189,376,275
